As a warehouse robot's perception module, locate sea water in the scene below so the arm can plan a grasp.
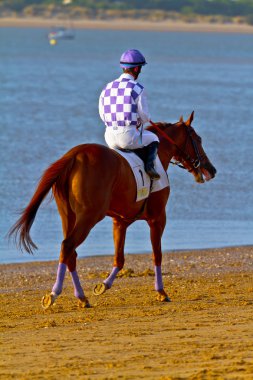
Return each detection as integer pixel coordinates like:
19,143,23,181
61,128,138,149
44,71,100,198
0,27,253,263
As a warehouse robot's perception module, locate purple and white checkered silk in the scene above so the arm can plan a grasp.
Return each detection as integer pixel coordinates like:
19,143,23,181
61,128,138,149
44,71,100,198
100,78,144,127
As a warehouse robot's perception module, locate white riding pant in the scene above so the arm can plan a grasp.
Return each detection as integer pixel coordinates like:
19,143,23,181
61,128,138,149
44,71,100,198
104,126,159,150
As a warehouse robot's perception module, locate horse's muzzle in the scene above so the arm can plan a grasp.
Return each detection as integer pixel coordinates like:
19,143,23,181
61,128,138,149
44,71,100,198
195,169,205,183
201,163,217,182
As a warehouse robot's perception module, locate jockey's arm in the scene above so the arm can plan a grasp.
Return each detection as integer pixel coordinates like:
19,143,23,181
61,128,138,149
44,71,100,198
136,89,151,126
98,94,105,122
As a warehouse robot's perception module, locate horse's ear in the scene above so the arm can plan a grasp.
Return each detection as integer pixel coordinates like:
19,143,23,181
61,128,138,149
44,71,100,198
179,115,184,123
185,111,194,126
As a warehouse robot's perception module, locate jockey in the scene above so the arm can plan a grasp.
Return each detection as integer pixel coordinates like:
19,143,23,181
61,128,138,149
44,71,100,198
99,49,160,180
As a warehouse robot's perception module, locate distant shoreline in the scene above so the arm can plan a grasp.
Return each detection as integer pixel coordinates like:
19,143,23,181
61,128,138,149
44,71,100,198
1,16,253,34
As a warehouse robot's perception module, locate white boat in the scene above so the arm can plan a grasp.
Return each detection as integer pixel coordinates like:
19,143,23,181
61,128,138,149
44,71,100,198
48,26,75,41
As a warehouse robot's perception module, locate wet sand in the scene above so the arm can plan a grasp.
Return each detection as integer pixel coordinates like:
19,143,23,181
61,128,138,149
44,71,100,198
1,17,253,34
0,246,253,379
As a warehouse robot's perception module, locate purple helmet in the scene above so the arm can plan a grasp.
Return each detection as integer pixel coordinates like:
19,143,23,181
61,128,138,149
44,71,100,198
120,49,147,68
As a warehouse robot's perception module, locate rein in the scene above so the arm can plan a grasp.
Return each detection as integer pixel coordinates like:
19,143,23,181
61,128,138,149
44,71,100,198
149,120,201,172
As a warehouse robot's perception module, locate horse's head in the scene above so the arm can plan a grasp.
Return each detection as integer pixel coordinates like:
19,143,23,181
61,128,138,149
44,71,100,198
172,112,216,183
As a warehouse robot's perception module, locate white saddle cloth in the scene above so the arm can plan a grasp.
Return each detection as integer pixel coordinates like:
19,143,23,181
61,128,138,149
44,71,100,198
116,150,169,202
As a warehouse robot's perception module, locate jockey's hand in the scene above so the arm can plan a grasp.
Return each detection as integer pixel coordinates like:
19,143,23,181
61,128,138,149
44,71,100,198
136,120,142,129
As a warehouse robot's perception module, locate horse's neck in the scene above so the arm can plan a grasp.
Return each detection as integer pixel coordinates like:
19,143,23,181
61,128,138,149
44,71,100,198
157,124,180,171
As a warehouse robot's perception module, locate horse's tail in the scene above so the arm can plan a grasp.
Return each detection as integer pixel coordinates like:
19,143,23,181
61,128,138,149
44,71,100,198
8,150,76,254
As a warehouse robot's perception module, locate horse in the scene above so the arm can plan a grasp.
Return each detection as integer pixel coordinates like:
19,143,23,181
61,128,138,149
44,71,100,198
9,111,216,309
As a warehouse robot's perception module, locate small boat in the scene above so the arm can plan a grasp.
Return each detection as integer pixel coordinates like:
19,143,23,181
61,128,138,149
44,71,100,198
48,26,75,42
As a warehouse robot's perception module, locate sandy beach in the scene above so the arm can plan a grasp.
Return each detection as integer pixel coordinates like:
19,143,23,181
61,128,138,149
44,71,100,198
1,17,253,34
0,246,252,379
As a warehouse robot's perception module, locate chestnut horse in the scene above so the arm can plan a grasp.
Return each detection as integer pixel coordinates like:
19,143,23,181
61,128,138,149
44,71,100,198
9,112,216,308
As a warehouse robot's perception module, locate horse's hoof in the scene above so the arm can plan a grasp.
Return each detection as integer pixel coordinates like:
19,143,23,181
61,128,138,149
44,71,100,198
93,283,108,296
78,297,91,308
156,290,171,303
41,293,57,310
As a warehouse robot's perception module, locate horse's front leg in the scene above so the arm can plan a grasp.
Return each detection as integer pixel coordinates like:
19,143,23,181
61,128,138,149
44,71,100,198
93,218,130,295
148,212,171,302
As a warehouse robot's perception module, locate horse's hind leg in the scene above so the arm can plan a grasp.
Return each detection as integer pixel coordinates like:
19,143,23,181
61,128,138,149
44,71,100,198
60,208,108,307
42,195,77,309
93,218,131,295
57,247,88,306
42,193,99,309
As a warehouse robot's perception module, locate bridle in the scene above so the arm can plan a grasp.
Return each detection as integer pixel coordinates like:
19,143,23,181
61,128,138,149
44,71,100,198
149,121,204,173
176,125,203,172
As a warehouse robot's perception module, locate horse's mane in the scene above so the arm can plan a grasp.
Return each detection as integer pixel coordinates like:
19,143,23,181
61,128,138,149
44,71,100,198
147,121,197,137
146,122,174,135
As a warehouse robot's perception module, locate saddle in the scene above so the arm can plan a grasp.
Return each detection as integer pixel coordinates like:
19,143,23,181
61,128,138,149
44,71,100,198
116,148,169,202
119,146,149,164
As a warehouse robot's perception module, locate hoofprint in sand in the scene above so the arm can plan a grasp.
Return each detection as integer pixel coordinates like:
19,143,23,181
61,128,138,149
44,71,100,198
0,246,252,379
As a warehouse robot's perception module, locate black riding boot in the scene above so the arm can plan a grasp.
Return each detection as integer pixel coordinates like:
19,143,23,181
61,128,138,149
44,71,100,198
144,142,160,180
